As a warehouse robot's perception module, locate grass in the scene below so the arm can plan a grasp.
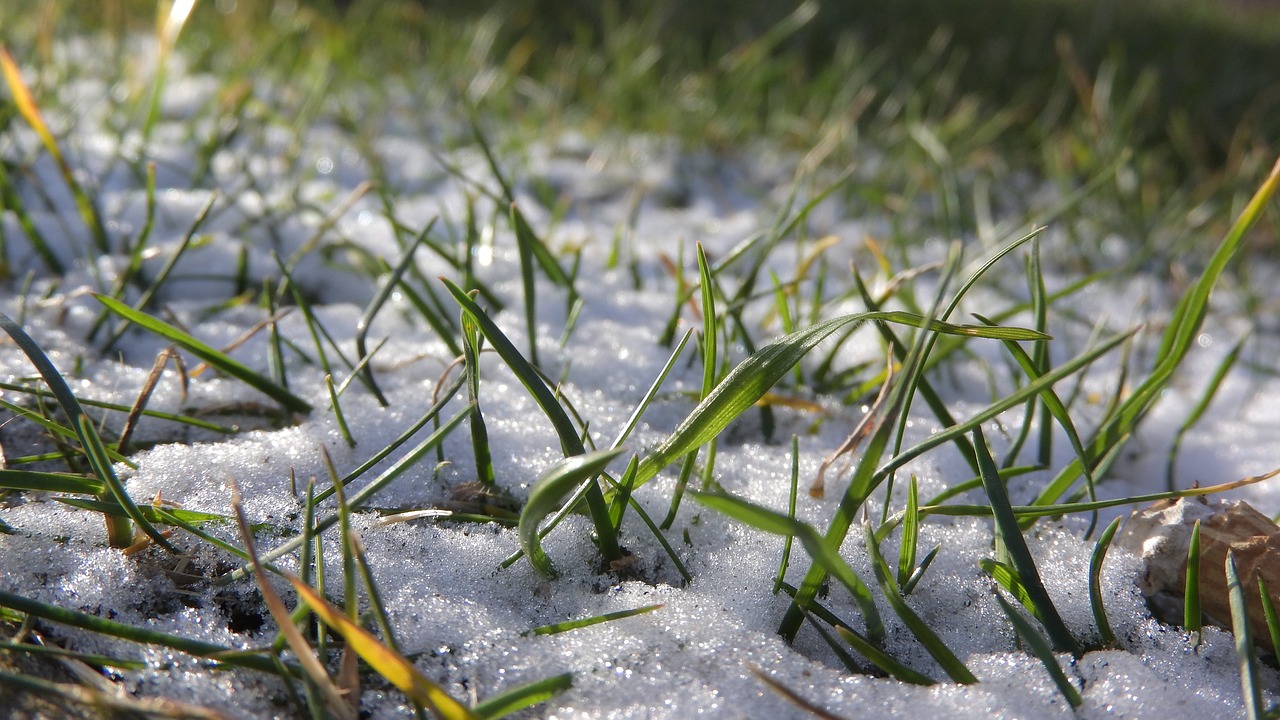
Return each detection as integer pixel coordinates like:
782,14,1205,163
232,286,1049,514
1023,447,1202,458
0,0,1279,717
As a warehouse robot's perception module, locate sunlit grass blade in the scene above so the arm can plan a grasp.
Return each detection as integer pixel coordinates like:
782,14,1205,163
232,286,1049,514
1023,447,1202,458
973,426,1078,655
287,576,478,719
95,294,312,414
0,45,108,254
774,435,800,593
900,544,941,596
519,447,626,580
993,591,1083,708
1226,551,1266,720
864,523,977,684
1185,520,1203,636
143,0,196,143
690,490,884,643
461,308,495,486
526,603,662,636
232,491,358,720
1089,516,1123,647
631,309,1045,493
0,469,104,495
832,624,936,685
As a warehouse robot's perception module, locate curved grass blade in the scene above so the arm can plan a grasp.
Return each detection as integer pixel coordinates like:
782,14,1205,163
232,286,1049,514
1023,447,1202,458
773,435,801,593
356,221,435,406
900,544,941,596
691,490,883,644
1166,333,1248,491
973,426,1078,655
94,295,312,414
461,309,495,486
898,474,920,587
470,673,574,720
1089,516,1123,647
1260,577,1280,660
520,447,627,580
443,277,620,562
993,591,1083,708
0,312,174,550
749,663,845,720
865,523,977,684
1226,551,1265,720
0,470,104,495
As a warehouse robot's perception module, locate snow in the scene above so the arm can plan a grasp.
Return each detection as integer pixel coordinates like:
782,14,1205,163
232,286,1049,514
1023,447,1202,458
2,40,1278,719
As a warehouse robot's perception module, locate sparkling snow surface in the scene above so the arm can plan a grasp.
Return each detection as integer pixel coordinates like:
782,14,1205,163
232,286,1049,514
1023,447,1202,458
1,44,1278,718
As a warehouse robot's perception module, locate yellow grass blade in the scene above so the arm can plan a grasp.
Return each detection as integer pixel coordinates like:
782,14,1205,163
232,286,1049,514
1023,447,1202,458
0,45,64,169
287,577,479,720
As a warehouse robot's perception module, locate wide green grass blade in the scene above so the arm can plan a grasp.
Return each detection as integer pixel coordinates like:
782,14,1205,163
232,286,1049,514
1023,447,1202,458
0,470,104,495
691,490,884,644
94,295,312,414
1259,577,1280,662
864,523,977,684
519,448,626,580
993,592,1083,708
898,474,920,588
973,427,1078,655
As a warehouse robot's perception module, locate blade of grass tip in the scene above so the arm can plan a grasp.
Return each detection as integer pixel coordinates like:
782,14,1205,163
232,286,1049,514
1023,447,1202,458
1185,520,1203,638
901,544,942,596
232,486,358,720
143,0,195,144
1166,333,1249,491
748,664,845,720
774,435,800,594
356,220,435,407
525,603,663,636
1226,551,1266,720
993,591,1083,709
690,490,883,644
973,426,1079,655
1089,516,1123,647
442,277,621,562
606,454,640,533
1258,577,1280,660
461,306,495,486
864,522,978,684
697,243,720,396
287,575,478,720
520,448,626,580
898,474,920,588
0,45,108,255
469,673,574,720
94,295,312,414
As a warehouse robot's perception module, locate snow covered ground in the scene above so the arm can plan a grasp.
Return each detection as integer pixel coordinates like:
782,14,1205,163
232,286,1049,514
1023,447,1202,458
1,41,1279,718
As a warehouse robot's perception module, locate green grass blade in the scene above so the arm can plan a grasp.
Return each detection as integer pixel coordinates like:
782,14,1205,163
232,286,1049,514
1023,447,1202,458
901,544,941,596
1226,551,1266,720
1166,333,1248,490
519,448,626,580
898,474,920,588
94,295,312,414
973,427,1078,655
0,590,292,677
864,523,977,684
355,221,435,406
1185,520,1203,635
442,277,621,562
691,490,884,644
993,592,1083,708
0,469,104,495
461,309,495,486
774,435,800,594
1089,516,1123,647
471,673,574,720
526,603,662,636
